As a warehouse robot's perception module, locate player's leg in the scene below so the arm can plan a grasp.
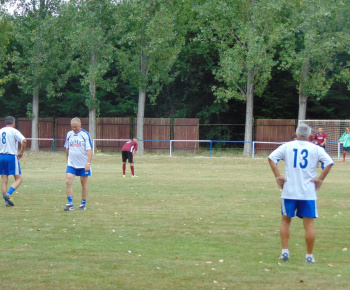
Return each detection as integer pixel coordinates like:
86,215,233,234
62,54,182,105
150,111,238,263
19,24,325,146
1,175,12,206
297,200,317,263
129,152,136,177
1,175,8,195
79,176,88,210
9,174,22,193
303,218,315,254
303,218,316,263
65,172,75,211
122,151,127,177
280,215,292,259
279,199,296,261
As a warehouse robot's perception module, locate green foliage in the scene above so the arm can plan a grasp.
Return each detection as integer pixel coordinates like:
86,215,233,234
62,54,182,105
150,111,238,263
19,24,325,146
279,0,350,100
115,0,185,100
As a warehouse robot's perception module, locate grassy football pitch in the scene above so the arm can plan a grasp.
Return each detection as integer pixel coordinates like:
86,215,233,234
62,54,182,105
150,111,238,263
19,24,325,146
0,153,349,289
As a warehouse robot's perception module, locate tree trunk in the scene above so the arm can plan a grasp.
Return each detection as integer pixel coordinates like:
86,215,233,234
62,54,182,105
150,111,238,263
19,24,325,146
89,79,96,141
137,90,146,154
243,70,254,156
88,54,97,141
298,58,310,122
31,86,39,152
136,50,147,154
298,93,308,122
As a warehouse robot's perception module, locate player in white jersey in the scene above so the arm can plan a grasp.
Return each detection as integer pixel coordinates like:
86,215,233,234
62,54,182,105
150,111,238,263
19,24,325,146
268,124,333,263
63,117,92,211
0,116,27,207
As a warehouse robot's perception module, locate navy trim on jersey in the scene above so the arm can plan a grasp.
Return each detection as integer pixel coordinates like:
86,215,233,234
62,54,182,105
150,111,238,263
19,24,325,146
81,129,93,149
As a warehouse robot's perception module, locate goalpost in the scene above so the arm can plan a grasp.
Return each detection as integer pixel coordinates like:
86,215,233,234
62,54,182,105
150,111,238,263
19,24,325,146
298,120,350,159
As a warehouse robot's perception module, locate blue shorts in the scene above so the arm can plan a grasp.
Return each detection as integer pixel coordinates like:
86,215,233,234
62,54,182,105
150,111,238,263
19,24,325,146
281,199,318,218
0,154,22,175
66,166,91,177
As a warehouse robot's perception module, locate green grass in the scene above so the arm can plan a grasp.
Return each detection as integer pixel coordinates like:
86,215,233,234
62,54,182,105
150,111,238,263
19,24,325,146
1,153,349,289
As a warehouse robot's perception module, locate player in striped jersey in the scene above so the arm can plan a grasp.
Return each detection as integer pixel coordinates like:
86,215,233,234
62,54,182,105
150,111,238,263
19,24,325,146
268,124,333,263
64,117,92,211
0,116,27,207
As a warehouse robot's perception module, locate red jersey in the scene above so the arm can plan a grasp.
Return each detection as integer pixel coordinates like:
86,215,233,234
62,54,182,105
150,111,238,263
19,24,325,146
314,132,327,145
122,141,138,152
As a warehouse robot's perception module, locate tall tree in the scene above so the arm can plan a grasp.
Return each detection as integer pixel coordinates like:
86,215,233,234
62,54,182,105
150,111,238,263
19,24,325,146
279,0,350,121
116,0,185,153
200,0,286,155
61,0,117,140
9,0,67,151
0,12,13,98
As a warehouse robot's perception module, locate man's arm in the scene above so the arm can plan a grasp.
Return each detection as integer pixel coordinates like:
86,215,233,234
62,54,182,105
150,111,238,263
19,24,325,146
322,138,327,146
17,139,27,159
66,148,69,161
268,158,286,189
312,164,333,190
85,149,92,171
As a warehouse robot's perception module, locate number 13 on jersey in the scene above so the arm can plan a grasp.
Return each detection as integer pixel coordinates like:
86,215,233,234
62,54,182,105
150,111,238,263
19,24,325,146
293,148,308,169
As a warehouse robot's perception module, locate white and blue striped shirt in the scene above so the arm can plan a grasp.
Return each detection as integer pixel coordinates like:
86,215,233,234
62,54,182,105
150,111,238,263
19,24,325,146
269,140,334,200
64,129,92,168
0,127,26,155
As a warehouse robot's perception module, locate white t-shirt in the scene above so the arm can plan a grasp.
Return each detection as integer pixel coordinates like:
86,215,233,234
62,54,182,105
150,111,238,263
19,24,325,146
268,140,334,200
64,129,92,168
0,127,26,155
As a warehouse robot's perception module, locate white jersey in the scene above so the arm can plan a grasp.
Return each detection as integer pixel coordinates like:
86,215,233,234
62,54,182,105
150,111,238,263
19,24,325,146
64,129,92,168
0,127,26,155
269,140,334,200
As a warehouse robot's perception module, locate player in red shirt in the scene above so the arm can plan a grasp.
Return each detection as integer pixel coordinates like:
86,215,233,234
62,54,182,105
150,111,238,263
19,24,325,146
314,128,327,149
121,138,138,177
314,128,327,169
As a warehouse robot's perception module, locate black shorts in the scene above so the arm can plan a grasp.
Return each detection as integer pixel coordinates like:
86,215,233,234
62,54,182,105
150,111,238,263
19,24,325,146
122,151,134,163
343,146,350,152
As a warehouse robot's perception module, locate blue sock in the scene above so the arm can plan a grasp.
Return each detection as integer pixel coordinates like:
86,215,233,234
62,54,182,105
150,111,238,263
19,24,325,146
7,187,15,196
67,196,73,205
81,199,86,205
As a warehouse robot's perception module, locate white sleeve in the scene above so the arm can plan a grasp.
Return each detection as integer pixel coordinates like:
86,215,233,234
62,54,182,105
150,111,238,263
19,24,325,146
268,144,285,163
64,132,70,149
14,129,25,143
319,148,334,167
83,132,92,151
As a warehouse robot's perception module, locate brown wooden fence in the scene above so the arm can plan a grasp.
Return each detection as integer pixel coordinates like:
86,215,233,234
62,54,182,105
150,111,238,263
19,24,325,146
174,118,199,152
135,118,171,153
255,119,297,154
0,117,199,152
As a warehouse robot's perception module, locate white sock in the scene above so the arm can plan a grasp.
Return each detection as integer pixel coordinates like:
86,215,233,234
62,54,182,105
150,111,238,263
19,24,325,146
282,249,289,255
305,254,313,258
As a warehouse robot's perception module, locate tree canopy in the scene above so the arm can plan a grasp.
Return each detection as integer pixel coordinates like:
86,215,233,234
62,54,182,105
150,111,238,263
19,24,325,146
1,0,350,144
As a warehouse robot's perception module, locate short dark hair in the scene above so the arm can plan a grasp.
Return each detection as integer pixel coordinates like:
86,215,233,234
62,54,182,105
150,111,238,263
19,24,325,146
5,116,15,125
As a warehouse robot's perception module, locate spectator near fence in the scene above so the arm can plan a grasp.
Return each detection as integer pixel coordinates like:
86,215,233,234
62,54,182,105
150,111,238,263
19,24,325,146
339,127,350,162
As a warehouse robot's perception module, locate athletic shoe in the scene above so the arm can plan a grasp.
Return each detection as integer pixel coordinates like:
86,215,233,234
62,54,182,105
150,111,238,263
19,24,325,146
131,175,138,178
123,175,126,178
5,201,11,207
64,204,74,211
3,194,14,206
279,253,289,261
342,159,345,162
305,256,316,263
79,204,86,210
